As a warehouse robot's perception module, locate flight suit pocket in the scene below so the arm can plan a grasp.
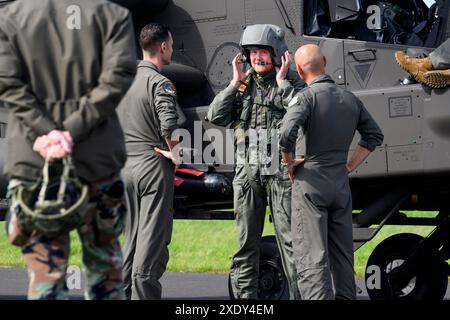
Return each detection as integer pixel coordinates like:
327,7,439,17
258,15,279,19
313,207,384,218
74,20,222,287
232,166,250,219
232,183,250,219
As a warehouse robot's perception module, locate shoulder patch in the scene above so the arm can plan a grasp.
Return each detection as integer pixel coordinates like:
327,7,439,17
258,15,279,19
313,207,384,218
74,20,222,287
162,82,177,95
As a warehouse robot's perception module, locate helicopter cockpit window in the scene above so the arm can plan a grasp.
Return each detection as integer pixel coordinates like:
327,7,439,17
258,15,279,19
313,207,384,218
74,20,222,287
304,0,448,47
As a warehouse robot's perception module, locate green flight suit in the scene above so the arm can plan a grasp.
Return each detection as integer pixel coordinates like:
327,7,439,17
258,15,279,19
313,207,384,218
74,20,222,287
279,74,384,300
118,61,179,300
208,69,304,299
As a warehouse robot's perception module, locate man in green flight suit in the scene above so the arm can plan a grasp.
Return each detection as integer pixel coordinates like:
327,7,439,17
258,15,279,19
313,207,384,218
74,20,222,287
207,24,304,299
279,44,384,300
119,23,180,300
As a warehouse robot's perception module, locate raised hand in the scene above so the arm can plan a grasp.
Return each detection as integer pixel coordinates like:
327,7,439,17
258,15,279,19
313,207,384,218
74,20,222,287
275,51,292,86
230,53,250,88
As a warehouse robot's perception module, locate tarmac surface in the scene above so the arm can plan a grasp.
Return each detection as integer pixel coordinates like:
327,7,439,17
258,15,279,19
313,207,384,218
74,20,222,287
0,267,449,300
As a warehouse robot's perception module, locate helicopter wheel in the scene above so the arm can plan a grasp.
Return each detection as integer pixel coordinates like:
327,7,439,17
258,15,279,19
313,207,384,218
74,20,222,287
365,233,448,300
228,236,289,300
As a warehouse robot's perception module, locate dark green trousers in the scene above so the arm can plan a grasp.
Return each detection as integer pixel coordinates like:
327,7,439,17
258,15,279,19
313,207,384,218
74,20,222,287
121,152,174,300
230,164,300,299
291,165,356,300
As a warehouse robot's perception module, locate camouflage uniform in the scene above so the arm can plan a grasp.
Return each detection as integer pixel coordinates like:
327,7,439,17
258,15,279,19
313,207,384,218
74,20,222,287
208,69,304,299
0,0,137,299
6,176,127,300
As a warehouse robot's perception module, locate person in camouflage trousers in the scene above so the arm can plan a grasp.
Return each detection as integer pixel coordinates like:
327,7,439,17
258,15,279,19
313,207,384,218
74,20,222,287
0,0,137,299
7,176,127,300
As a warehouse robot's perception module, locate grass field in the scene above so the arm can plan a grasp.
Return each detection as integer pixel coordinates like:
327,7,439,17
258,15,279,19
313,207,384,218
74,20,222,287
0,211,441,278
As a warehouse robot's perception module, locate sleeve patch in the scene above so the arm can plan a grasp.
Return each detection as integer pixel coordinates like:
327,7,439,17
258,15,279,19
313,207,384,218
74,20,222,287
163,82,177,95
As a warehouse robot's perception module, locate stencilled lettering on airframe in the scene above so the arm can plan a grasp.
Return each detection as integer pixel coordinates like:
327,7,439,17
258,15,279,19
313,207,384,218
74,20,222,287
392,149,420,162
389,96,413,118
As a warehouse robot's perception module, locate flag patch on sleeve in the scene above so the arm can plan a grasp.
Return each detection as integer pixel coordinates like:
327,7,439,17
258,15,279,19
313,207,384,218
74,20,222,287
163,82,177,94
